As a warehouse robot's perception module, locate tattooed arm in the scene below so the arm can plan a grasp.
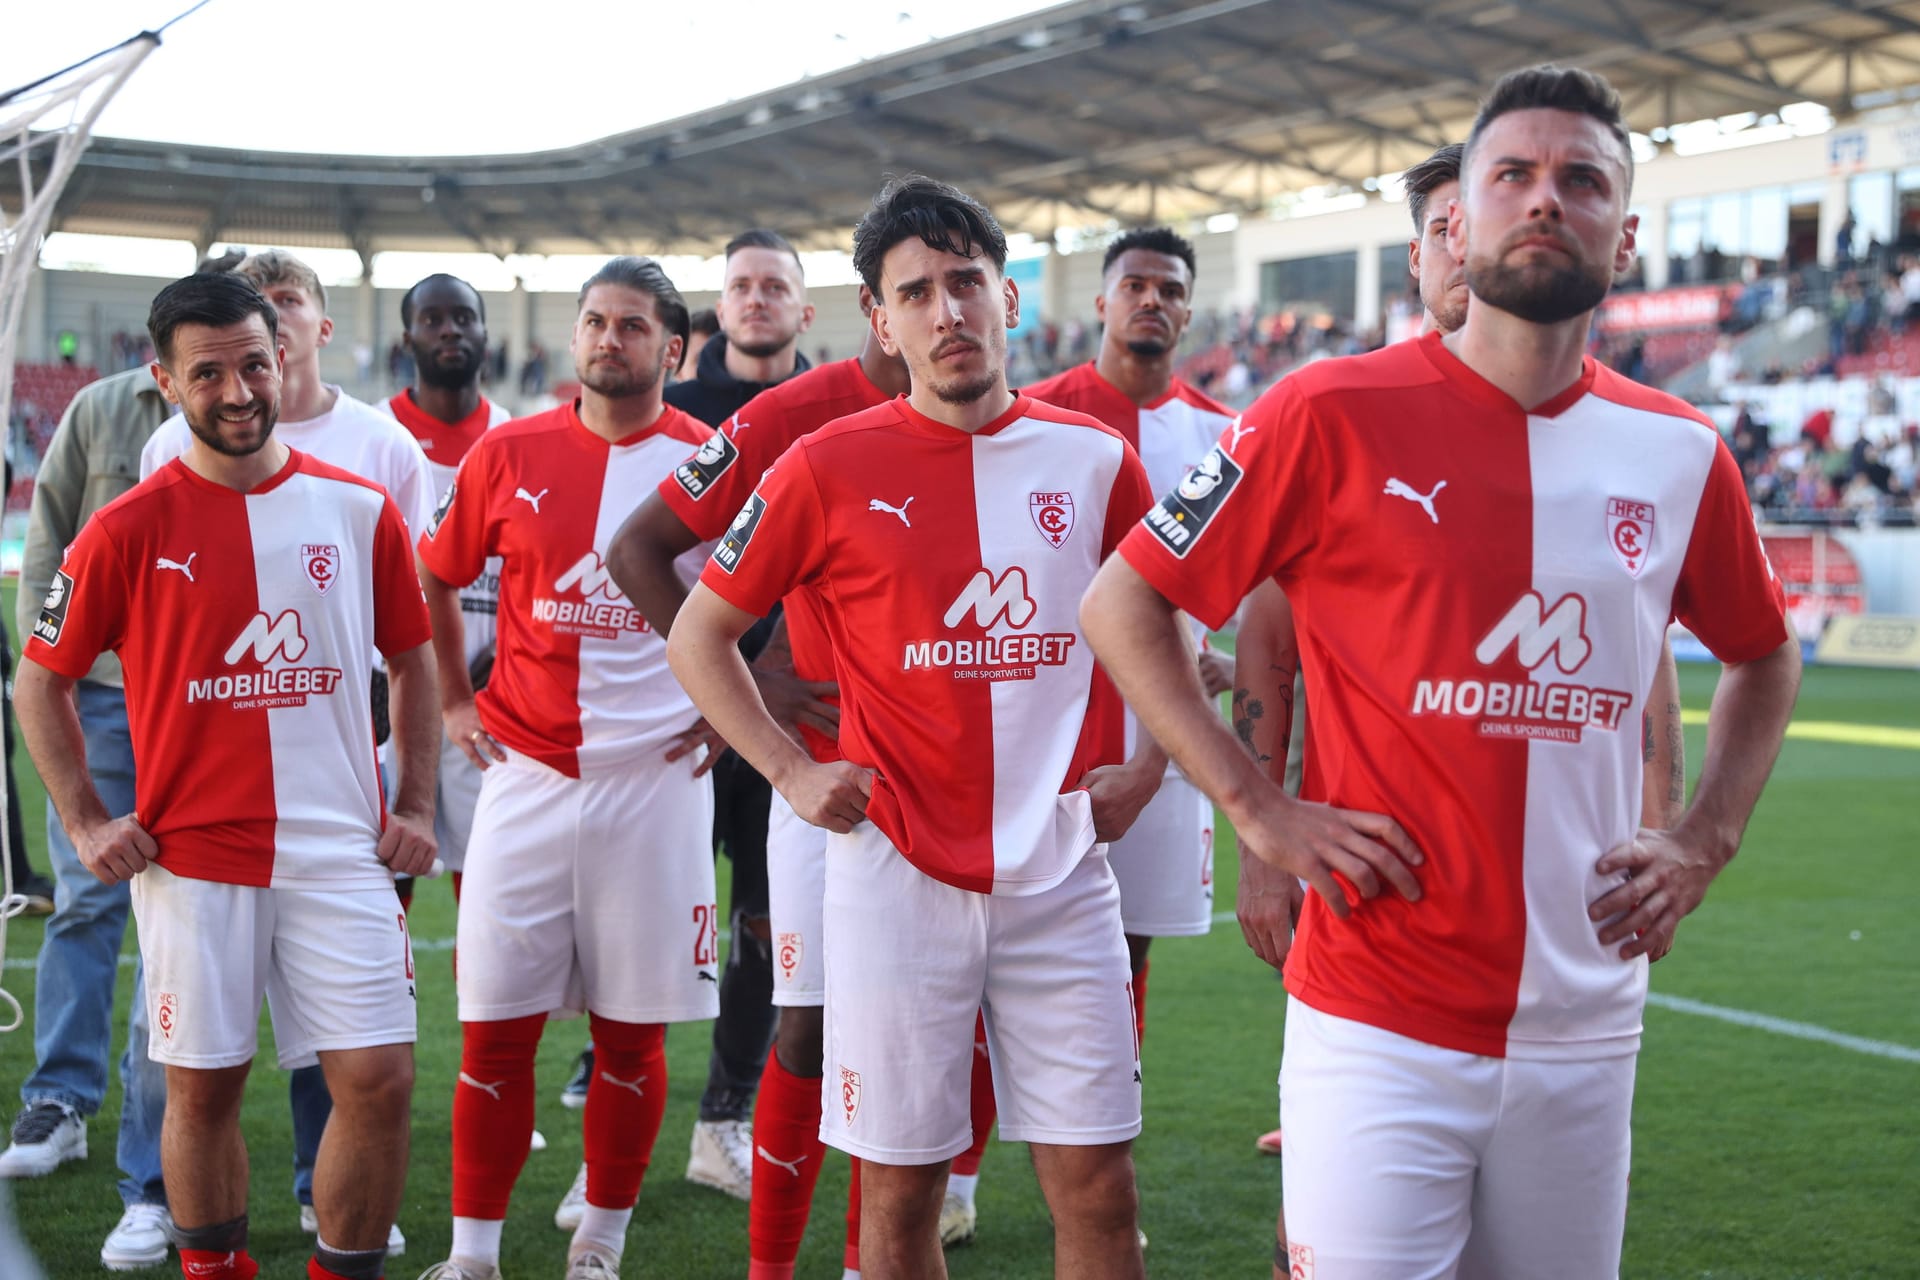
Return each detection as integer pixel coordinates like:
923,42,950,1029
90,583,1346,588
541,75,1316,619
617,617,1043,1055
1232,580,1305,971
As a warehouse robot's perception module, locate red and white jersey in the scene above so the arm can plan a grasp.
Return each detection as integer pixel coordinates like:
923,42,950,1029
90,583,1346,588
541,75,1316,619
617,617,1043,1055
700,394,1154,897
142,387,437,538
1027,362,1235,499
658,357,892,764
24,451,431,889
381,391,512,665
1027,362,1236,757
418,401,711,777
1118,332,1789,1060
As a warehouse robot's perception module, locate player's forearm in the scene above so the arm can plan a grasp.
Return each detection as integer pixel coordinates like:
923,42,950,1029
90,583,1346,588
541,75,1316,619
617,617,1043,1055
418,564,474,707
607,494,700,638
667,590,814,788
1082,560,1273,826
384,641,440,819
14,663,112,836
1641,640,1686,828
1232,581,1298,784
1673,636,1800,866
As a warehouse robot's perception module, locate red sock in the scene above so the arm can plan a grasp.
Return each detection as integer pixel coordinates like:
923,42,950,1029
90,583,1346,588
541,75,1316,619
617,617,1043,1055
748,1051,828,1270
179,1251,258,1280
842,1155,863,1272
952,1010,994,1177
583,1014,669,1209
451,1013,545,1218
1131,957,1151,1048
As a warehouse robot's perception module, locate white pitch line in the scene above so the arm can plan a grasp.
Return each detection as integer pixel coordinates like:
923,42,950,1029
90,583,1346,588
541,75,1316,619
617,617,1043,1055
1644,991,1920,1064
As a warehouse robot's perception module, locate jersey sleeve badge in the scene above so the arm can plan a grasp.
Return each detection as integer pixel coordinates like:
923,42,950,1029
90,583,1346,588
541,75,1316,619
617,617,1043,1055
675,427,741,499
427,480,457,538
711,494,768,574
33,570,75,646
1142,444,1243,557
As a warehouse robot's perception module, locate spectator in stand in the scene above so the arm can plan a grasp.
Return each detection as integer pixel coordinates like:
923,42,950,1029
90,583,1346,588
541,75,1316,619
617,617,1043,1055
1708,335,1740,393
1837,211,1858,264
1882,274,1907,337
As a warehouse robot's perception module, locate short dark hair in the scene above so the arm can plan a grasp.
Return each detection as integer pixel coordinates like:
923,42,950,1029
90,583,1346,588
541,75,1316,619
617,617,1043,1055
148,271,279,365
1403,143,1465,235
689,308,720,337
1465,65,1633,188
400,273,485,328
725,228,803,276
577,256,691,353
1102,227,1197,280
852,174,1008,294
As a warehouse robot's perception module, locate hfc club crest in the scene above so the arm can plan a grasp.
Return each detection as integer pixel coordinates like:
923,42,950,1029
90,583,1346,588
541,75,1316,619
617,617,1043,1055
839,1066,862,1124
1605,498,1655,578
302,543,340,595
1030,492,1075,549
777,932,803,983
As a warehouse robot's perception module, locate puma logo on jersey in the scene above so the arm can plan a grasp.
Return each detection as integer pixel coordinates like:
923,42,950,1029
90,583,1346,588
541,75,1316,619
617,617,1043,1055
1227,417,1257,453
757,1146,808,1177
869,496,915,527
514,487,548,513
458,1072,505,1100
1383,477,1446,524
155,552,197,582
598,1072,647,1098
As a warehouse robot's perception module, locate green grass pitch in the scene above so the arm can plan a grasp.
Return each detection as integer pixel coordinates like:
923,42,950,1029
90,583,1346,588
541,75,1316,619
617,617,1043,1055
0,587,1914,1276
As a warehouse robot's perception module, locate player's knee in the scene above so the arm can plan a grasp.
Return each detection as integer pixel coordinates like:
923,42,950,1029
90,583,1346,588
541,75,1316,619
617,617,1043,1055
162,1064,249,1126
1046,1148,1138,1232
460,1013,545,1077
323,1046,414,1119
584,1016,665,1069
774,1007,825,1076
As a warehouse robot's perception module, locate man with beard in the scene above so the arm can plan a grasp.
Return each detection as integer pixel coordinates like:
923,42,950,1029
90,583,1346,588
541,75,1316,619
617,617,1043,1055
140,249,431,1256
1083,67,1799,1278
416,258,719,1280
669,175,1156,1280
17,270,438,1280
1228,139,1692,1277
663,229,816,1200
380,274,513,908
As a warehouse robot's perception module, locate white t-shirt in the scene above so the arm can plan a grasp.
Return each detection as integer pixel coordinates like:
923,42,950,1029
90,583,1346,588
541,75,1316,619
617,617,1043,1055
141,386,436,537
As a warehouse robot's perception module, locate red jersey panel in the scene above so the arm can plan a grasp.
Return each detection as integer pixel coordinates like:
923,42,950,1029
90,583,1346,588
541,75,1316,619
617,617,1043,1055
26,452,431,889
700,395,1154,897
383,392,512,665
658,358,892,764
1117,331,1788,1060
417,401,711,777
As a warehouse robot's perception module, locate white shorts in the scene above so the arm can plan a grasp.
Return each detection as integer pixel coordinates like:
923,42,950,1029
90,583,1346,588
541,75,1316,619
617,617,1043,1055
131,864,417,1071
1279,997,1635,1280
456,751,719,1024
820,823,1140,1164
767,790,828,1008
1107,773,1213,936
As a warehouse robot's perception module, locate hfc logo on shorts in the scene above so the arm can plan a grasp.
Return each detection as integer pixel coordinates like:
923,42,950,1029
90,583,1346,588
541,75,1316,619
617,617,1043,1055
776,931,803,983
157,992,178,1045
839,1066,862,1125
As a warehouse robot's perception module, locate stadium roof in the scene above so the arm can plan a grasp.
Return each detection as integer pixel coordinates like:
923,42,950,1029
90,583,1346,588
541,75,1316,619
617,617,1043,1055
24,0,1920,260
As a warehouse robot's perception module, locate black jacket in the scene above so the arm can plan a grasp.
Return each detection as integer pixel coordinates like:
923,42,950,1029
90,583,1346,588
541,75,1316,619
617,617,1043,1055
663,334,813,427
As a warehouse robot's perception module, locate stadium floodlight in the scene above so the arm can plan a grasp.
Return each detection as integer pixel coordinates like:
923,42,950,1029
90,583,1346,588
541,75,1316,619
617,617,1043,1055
0,17,175,1034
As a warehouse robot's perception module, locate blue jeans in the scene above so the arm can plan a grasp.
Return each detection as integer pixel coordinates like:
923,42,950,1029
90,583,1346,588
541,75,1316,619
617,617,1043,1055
20,682,166,1208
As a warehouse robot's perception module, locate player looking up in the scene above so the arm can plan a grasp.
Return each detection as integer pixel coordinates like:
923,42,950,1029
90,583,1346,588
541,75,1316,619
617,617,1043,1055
1083,66,1800,1279
669,174,1157,1280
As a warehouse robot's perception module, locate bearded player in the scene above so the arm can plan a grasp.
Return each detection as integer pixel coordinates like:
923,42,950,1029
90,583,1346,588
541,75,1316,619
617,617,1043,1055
416,258,719,1280
379,273,513,907
1085,67,1798,1278
19,270,436,1280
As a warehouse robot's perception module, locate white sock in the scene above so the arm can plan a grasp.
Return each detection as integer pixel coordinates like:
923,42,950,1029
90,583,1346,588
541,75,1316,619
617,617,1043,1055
948,1172,979,1207
450,1216,503,1266
572,1203,634,1262
842,1271,862,1280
